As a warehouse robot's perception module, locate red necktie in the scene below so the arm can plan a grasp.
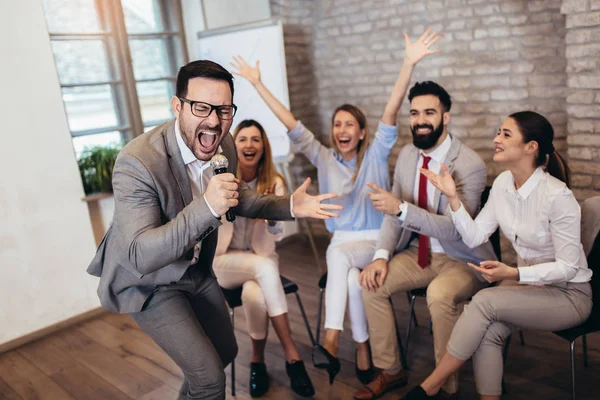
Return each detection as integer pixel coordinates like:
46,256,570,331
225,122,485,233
418,155,432,268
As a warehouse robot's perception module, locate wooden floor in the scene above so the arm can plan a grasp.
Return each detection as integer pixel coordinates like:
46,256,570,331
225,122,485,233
1,236,599,400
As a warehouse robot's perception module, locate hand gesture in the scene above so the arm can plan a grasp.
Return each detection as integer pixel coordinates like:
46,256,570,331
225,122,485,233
404,28,442,66
204,173,239,216
263,182,277,196
468,261,519,283
230,56,261,86
291,178,343,219
367,182,401,216
419,163,457,200
360,259,389,292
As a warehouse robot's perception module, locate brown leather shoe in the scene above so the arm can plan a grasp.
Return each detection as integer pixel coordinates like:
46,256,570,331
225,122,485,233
353,369,407,399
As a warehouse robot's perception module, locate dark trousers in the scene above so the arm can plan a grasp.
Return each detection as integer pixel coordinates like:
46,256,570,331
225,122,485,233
131,265,237,400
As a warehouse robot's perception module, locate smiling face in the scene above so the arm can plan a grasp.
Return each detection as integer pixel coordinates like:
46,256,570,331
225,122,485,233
171,77,233,161
332,109,365,160
235,125,265,172
493,117,538,165
409,94,449,151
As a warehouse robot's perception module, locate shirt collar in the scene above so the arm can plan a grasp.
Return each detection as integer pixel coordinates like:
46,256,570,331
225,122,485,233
175,119,223,165
513,167,545,199
420,133,452,164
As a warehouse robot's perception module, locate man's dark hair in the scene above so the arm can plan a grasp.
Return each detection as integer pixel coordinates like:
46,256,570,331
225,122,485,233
176,60,234,99
408,81,452,112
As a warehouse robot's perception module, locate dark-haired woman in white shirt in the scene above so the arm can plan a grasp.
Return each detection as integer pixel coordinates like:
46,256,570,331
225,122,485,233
403,111,593,400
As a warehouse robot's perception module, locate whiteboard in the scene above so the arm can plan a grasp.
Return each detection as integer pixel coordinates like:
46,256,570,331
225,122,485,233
196,19,291,159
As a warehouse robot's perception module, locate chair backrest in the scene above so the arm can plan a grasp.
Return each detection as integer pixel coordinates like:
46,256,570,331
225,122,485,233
581,197,600,306
481,186,502,262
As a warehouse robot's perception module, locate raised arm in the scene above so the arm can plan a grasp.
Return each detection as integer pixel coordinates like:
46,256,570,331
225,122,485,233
230,56,297,131
381,29,442,126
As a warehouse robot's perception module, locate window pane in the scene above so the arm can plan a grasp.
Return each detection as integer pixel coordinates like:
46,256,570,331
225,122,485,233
51,40,112,84
137,81,173,125
72,131,122,159
129,38,172,80
62,85,118,131
122,0,165,33
43,0,105,33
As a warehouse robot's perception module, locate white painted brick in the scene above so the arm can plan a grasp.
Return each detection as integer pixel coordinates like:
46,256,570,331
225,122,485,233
491,89,529,100
561,0,589,14
592,0,600,10
567,91,596,104
568,75,600,89
566,12,600,28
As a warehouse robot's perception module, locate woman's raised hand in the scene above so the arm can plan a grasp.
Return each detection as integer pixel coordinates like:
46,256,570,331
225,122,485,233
230,55,261,86
404,28,442,66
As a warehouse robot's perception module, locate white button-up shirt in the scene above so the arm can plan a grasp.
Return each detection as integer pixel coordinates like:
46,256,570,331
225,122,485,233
451,167,592,286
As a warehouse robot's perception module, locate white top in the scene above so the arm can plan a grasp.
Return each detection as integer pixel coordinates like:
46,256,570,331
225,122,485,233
373,134,452,262
451,167,592,286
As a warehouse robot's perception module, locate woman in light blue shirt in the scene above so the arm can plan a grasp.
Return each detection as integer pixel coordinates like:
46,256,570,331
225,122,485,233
231,28,442,385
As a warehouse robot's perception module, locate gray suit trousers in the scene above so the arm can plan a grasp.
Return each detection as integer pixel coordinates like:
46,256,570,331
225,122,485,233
131,265,237,400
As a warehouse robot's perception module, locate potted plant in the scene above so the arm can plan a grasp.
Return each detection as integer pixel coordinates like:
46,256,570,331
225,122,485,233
78,144,121,195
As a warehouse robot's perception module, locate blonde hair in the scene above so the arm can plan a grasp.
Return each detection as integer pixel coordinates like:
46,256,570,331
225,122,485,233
330,104,370,182
233,120,286,193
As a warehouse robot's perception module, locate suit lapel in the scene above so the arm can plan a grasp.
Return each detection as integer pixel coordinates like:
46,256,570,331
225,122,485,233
402,145,420,203
221,133,237,174
165,120,193,206
433,134,459,212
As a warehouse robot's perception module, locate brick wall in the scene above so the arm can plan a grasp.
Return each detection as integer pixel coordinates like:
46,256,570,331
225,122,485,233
272,0,599,238
562,0,600,199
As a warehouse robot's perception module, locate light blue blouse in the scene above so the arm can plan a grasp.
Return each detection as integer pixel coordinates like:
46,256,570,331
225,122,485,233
288,121,397,233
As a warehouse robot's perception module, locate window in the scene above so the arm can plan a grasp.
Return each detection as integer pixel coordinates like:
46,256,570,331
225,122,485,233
43,0,187,158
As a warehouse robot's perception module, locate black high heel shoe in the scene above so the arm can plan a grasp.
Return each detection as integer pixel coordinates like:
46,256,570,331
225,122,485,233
285,360,315,397
354,346,375,384
354,355,375,385
249,362,269,398
312,344,341,384
401,386,440,399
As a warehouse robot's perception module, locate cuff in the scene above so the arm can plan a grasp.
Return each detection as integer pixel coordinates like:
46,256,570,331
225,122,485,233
449,202,468,223
398,202,408,222
289,195,295,218
516,266,536,284
203,195,221,219
287,120,305,142
377,121,398,135
373,249,390,262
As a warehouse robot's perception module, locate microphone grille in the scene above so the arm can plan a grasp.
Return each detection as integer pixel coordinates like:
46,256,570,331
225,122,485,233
210,154,229,170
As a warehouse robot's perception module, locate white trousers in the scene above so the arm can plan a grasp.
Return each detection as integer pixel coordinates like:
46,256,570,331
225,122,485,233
324,230,379,343
213,251,288,340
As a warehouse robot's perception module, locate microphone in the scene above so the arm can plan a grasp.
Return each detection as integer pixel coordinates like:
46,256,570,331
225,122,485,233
210,154,235,222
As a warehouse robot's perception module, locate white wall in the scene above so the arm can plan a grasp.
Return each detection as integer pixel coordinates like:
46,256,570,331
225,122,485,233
0,1,100,345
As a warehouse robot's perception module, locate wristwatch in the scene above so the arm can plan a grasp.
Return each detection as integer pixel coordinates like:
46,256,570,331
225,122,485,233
396,203,403,217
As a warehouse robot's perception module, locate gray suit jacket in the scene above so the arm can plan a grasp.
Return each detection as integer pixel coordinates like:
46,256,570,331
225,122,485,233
378,135,497,275
87,120,293,313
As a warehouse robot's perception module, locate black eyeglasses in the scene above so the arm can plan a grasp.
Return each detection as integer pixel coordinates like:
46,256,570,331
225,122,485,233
179,97,238,120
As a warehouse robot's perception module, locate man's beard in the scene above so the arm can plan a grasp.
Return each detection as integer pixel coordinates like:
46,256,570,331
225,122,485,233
411,121,444,150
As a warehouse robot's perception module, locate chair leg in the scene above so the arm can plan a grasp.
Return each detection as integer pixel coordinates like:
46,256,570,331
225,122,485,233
294,292,316,346
404,294,417,358
390,298,408,370
405,292,419,327
519,331,525,346
583,334,588,368
570,339,576,400
229,308,236,397
301,219,322,274
316,288,324,345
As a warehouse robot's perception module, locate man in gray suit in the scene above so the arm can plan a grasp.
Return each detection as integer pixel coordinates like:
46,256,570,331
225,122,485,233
353,82,496,400
87,60,341,400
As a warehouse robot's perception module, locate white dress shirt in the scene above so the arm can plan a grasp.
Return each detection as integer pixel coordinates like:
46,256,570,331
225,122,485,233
450,167,592,286
373,134,452,262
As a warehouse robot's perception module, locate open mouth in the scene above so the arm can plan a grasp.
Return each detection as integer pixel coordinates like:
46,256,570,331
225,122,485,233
337,137,351,146
198,131,219,153
242,150,257,161
494,147,504,153
416,127,432,135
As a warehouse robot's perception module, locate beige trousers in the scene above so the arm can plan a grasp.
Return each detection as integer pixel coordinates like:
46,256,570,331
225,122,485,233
362,247,487,394
447,280,592,396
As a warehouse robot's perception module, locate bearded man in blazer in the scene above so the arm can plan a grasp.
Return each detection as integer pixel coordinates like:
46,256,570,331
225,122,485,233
87,60,341,400
353,81,497,400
